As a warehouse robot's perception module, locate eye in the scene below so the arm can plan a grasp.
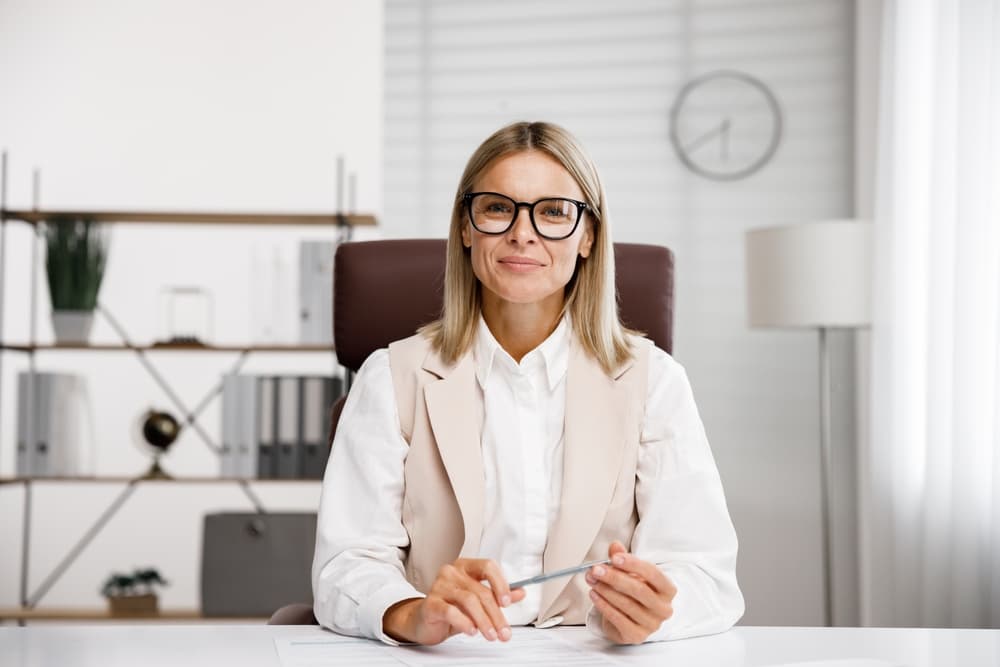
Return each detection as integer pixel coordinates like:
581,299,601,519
486,202,512,214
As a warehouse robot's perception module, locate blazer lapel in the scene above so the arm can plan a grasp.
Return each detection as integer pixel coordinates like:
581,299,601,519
537,340,633,621
423,351,486,557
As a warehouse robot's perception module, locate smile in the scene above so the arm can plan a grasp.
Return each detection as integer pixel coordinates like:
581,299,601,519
498,256,545,272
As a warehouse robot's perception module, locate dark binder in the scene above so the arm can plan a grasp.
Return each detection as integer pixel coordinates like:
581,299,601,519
276,376,301,479
257,376,276,479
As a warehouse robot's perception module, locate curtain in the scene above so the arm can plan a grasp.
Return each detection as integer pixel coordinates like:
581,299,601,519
861,0,1000,628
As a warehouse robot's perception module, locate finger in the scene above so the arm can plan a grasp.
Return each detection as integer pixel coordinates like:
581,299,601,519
447,585,501,641
472,560,515,608
588,562,662,611
608,540,628,559
443,603,478,637
608,553,677,598
458,572,513,641
589,588,647,645
425,596,477,637
589,580,661,629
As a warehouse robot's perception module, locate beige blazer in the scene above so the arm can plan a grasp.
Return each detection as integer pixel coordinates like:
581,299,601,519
387,331,652,626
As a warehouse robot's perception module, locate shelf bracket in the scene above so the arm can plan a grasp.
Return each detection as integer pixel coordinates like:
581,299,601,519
25,480,139,609
96,304,246,457
237,480,267,514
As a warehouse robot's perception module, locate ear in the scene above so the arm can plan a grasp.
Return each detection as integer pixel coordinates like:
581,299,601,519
461,221,472,248
578,222,594,259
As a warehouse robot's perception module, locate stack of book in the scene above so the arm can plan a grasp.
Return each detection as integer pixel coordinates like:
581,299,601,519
220,374,343,480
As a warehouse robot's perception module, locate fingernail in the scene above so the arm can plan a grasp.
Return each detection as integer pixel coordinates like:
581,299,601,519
589,589,599,600
612,554,625,567
594,565,606,577
465,627,477,636
486,628,497,640
585,574,596,585
501,595,511,606
499,626,512,641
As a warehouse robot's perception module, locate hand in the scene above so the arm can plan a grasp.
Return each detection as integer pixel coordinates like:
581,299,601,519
586,541,677,645
382,558,526,646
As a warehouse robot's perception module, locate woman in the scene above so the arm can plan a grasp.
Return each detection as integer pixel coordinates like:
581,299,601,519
312,121,744,646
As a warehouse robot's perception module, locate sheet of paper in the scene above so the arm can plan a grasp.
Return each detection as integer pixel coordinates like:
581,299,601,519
768,660,902,667
274,631,622,667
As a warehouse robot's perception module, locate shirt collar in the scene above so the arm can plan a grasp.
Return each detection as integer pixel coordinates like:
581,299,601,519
474,314,571,392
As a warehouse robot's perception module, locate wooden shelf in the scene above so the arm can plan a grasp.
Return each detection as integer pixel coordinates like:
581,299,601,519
0,476,322,486
1,209,376,226
0,606,266,621
1,342,335,353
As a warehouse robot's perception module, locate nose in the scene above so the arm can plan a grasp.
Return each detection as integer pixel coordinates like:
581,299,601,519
507,205,537,243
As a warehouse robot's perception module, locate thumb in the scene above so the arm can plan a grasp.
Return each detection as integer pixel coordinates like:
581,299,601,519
608,541,627,558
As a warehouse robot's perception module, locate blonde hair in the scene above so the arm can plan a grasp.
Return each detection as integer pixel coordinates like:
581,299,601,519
421,121,635,374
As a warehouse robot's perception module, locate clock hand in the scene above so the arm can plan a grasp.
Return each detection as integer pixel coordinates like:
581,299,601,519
684,118,729,155
720,118,731,161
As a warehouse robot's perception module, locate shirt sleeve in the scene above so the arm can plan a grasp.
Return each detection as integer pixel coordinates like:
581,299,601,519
586,347,745,641
311,348,424,645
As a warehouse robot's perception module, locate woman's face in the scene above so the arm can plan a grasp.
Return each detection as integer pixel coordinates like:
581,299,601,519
462,150,594,310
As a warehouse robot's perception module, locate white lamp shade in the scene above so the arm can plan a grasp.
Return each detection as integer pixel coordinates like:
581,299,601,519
745,220,872,328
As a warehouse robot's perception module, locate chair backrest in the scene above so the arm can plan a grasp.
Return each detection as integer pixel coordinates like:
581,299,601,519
328,239,674,442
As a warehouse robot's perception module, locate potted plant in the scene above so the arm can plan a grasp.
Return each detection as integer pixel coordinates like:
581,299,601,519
44,215,108,343
101,567,168,616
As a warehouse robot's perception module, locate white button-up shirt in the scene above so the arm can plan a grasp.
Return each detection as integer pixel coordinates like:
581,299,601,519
312,317,744,644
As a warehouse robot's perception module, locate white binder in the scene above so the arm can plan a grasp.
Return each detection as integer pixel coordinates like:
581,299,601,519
298,241,336,345
237,375,259,479
16,373,35,477
220,374,240,478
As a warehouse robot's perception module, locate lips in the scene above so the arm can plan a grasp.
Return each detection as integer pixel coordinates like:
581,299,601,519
498,256,544,266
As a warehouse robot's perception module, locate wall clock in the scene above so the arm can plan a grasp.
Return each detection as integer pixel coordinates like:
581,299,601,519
669,70,783,181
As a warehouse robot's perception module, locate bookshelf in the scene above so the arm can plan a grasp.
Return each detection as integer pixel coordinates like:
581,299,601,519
0,606,266,622
0,157,371,622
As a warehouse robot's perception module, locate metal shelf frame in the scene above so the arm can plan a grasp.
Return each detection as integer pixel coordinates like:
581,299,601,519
0,151,360,624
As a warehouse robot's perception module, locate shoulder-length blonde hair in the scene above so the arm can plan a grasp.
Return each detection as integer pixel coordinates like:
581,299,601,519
421,121,635,374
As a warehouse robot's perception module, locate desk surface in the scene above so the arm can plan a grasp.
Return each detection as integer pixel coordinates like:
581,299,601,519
0,624,997,666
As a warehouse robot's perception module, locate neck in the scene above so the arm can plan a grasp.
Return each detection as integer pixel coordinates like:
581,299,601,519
481,292,564,362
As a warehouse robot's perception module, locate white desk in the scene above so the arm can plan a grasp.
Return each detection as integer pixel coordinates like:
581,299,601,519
0,624,997,666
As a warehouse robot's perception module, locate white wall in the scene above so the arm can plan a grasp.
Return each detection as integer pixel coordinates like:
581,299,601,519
0,0,382,611
383,0,857,625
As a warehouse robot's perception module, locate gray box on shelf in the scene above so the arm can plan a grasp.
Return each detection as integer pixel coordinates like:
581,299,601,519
200,512,317,617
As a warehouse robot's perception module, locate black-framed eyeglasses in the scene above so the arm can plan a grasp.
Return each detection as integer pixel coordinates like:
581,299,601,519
463,192,589,241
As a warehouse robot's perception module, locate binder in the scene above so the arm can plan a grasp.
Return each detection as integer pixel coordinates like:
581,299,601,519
16,373,35,477
300,377,327,479
49,375,80,476
276,376,301,478
257,376,276,479
220,374,239,478
298,241,336,345
32,374,53,477
236,374,259,479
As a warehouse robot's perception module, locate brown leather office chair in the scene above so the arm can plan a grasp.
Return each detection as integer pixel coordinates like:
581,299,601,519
266,238,674,625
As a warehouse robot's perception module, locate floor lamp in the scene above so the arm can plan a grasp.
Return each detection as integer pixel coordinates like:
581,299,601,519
744,220,872,626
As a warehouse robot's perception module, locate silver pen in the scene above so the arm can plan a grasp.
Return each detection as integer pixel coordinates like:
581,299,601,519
509,558,611,589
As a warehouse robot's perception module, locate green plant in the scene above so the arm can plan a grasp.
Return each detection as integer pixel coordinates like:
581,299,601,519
101,568,169,598
44,215,108,310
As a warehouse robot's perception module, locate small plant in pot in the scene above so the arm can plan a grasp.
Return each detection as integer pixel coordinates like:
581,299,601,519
101,567,169,616
44,215,108,343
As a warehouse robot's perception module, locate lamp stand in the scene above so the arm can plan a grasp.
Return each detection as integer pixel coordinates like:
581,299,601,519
818,326,834,626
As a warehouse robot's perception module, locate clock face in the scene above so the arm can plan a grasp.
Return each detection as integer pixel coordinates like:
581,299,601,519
669,70,783,181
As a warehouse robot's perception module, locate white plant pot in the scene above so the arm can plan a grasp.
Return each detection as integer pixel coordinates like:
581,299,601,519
52,310,95,343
